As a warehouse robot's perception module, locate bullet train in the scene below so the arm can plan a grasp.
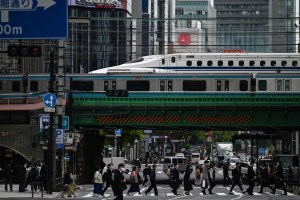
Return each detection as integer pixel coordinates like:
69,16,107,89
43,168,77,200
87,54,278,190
0,53,300,95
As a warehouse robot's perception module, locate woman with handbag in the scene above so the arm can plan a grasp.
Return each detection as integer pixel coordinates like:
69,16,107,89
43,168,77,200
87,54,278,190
93,167,103,196
127,166,141,195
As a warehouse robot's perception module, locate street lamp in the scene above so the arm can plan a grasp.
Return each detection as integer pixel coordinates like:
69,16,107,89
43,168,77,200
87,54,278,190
134,139,138,160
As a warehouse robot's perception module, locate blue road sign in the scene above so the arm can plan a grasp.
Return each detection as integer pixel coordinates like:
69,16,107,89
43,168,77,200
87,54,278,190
115,129,122,136
43,93,57,108
0,0,68,39
62,116,69,130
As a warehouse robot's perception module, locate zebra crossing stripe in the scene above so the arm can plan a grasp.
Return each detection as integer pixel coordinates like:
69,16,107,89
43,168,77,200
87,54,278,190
253,192,262,195
216,193,227,195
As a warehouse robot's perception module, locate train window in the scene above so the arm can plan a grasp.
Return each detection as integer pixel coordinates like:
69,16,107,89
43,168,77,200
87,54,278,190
285,80,291,91
127,80,150,91
292,61,298,66
218,60,223,66
186,61,192,66
228,60,234,66
112,81,116,89
72,81,94,91
216,80,222,91
0,81,2,92
168,80,173,91
271,61,276,66
104,81,109,91
160,81,165,91
249,61,255,66
183,80,206,91
260,61,266,66
207,60,213,66
225,80,229,91
281,61,287,66
276,80,283,91
239,80,248,91
171,57,176,63
258,80,267,91
30,81,38,92
162,58,165,65
239,61,244,66
197,61,202,66
12,81,20,92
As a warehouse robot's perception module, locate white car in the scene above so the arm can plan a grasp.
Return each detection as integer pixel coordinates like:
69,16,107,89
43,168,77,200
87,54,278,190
229,158,240,170
240,162,257,176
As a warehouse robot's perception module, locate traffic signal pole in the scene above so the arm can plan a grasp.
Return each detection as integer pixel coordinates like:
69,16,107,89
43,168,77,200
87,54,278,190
47,49,55,194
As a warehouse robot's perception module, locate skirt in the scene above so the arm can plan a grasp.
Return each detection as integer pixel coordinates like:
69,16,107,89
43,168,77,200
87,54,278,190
93,183,103,194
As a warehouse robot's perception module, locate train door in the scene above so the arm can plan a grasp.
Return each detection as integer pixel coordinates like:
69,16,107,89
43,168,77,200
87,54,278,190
276,79,291,91
104,80,117,90
216,80,230,91
159,80,173,91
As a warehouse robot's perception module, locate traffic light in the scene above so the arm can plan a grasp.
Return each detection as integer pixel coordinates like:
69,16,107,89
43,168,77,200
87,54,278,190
106,89,128,97
7,45,42,57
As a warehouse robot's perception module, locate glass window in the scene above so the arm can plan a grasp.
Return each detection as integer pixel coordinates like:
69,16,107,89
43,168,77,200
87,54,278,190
127,80,150,91
171,57,176,63
260,61,266,66
160,80,165,91
249,61,255,66
72,81,94,91
218,60,223,66
216,80,221,91
0,81,2,92
281,61,287,66
12,81,20,92
258,80,267,91
207,60,213,66
197,61,202,66
30,81,38,92
228,60,234,66
285,80,291,91
239,61,244,66
271,61,276,66
183,80,206,91
104,81,109,91
276,80,283,91
186,61,192,66
162,58,165,65
239,80,248,91
112,81,116,89
292,61,297,66
168,80,173,91
225,80,229,91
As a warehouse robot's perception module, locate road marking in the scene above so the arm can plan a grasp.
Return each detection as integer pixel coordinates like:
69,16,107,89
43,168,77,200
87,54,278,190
216,193,227,195
253,192,262,195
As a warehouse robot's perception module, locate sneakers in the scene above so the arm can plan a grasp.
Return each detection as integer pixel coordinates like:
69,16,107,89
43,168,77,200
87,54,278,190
229,191,234,195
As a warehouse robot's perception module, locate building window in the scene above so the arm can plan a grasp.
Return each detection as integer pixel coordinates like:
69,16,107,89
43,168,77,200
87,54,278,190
30,81,38,92
183,80,206,91
127,80,150,91
258,80,267,91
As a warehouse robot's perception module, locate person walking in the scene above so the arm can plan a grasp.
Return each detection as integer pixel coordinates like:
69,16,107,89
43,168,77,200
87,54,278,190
170,164,179,195
273,161,287,195
30,162,39,192
93,167,103,196
127,166,141,195
243,161,255,195
40,162,48,192
208,162,216,194
4,162,13,191
223,161,230,187
259,166,275,194
145,165,158,196
183,164,193,195
194,165,201,186
114,163,126,200
61,170,75,198
18,163,27,192
201,160,209,195
142,164,150,186
229,162,244,194
101,163,113,196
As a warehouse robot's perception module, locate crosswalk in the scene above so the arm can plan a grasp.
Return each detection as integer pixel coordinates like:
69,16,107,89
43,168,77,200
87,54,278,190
80,186,295,198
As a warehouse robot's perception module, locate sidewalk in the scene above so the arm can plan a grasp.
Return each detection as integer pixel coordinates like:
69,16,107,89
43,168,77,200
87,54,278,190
0,185,59,198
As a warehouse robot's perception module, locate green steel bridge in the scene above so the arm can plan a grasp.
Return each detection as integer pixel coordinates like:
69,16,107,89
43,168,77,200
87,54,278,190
72,92,300,131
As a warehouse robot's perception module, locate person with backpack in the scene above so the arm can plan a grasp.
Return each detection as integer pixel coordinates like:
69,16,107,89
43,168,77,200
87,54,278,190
127,166,141,195
145,165,158,196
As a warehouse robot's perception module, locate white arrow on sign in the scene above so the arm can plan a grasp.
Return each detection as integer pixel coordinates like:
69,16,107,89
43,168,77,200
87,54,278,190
45,94,54,107
0,0,56,23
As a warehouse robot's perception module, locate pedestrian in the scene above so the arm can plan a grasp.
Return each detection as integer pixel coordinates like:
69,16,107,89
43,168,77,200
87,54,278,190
194,165,201,186
183,164,193,195
30,162,39,192
201,160,209,195
259,166,275,194
4,162,13,191
40,162,48,192
223,161,230,186
61,170,75,198
145,165,158,196
127,166,141,195
25,162,31,191
93,167,103,196
113,163,126,200
243,161,255,195
18,163,27,192
101,163,113,196
229,162,244,194
142,164,150,186
170,164,179,195
273,161,287,195
208,162,216,194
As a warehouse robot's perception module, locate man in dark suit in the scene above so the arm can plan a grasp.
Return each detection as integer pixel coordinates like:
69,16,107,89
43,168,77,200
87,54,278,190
243,161,255,195
171,164,180,195
114,163,126,200
18,163,27,192
145,165,158,196
101,164,113,196
229,162,244,194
